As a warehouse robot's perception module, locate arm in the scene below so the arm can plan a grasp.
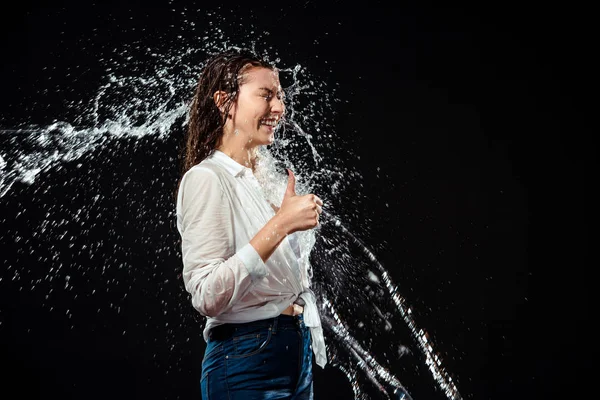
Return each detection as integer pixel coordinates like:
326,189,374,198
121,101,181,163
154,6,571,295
179,168,288,318
250,211,288,263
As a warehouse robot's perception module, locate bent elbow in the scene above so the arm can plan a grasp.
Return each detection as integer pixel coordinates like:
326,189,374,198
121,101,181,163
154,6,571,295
191,291,226,318
185,260,236,318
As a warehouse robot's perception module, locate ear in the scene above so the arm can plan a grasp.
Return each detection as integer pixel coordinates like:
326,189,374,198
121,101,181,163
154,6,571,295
213,90,229,114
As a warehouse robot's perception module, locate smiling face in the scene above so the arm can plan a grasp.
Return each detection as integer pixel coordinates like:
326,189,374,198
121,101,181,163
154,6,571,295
229,66,285,147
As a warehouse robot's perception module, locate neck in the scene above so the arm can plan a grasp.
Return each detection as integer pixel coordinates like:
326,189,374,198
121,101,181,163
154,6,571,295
216,131,258,169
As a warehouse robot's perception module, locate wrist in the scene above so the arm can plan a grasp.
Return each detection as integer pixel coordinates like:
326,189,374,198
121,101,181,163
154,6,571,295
270,213,290,237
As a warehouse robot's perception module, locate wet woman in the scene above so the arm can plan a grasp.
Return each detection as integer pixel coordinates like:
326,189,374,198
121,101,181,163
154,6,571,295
175,49,327,400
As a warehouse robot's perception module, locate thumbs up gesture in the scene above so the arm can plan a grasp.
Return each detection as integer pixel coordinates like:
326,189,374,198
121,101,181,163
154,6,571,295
277,169,323,234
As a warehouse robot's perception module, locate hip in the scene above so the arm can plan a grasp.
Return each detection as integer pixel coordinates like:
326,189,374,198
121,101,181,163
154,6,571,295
201,314,313,399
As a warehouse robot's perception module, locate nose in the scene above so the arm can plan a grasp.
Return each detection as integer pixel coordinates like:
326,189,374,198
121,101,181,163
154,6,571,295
271,97,285,117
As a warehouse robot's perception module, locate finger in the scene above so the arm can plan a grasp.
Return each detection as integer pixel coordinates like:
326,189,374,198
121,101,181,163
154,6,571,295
313,195,323,206
316,204,322,214
285,169,296,197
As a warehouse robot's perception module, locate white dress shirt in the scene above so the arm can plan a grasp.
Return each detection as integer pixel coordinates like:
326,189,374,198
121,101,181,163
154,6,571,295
175,149,327,368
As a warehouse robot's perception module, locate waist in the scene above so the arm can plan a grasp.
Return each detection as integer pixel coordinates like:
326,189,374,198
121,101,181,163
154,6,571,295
208,313,305,341
280,303,304,316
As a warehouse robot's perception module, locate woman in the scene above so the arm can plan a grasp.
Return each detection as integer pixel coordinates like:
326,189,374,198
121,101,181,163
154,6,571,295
175,49,327,400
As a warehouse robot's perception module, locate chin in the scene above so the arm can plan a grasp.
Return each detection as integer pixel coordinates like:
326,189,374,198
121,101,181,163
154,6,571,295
260,134,275,146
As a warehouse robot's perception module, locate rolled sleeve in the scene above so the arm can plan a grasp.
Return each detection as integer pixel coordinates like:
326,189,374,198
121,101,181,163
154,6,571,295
237,242,268,281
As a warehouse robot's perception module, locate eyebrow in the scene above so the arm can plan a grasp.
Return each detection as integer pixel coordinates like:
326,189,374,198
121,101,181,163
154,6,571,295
258,87,283,94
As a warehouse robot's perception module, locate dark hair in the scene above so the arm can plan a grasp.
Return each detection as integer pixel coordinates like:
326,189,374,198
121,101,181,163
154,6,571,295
173,49,275,203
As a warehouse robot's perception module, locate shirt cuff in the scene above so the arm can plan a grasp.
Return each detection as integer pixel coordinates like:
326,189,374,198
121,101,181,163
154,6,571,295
237,242,268,281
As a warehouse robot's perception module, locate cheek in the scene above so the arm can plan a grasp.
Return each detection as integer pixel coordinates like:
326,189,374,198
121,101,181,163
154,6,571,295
252,107,266,121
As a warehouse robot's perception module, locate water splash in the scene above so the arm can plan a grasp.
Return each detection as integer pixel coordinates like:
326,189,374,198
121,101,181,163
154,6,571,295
254,151,461,398
322,214,462,399
0,9,463,400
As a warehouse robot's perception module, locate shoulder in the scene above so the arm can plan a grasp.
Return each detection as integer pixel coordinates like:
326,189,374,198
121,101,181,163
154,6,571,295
184,159,228,182
184,163,217,180
181,160,236,195
178,163,230,211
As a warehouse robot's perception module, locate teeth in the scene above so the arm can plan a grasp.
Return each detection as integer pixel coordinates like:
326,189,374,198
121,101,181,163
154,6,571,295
260,118,278,127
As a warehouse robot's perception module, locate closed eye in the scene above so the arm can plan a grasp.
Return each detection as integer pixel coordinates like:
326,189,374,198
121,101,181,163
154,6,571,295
260,90,284,101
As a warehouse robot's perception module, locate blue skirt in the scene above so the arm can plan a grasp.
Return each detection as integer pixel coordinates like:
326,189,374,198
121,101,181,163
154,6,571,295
201,313,313,400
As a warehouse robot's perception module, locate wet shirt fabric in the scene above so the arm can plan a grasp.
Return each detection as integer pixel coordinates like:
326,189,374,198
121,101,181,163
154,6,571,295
175,150,327,368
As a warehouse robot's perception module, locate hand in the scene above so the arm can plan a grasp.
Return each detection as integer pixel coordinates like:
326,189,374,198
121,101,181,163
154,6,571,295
276,169,323,234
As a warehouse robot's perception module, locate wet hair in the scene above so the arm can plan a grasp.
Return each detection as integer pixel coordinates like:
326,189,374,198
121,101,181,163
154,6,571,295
173,49,275,203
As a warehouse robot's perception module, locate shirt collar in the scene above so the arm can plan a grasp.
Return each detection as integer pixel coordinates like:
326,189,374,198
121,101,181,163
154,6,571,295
210,150,252,177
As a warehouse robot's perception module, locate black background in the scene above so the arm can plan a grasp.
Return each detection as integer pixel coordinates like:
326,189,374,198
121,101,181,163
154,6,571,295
0,1,595,399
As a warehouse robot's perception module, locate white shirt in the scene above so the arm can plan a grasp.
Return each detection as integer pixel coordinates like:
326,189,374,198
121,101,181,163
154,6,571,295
175,149,327,368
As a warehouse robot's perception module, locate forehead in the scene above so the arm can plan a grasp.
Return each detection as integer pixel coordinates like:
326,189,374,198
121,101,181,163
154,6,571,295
241,67,281,89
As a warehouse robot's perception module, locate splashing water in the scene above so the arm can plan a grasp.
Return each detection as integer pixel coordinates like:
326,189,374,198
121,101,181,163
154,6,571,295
0,11,462,400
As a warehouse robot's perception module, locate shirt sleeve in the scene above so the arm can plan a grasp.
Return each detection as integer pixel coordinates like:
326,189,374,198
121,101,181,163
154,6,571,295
178,167,268,318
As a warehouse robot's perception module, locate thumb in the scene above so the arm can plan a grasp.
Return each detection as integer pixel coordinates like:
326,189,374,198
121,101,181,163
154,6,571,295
285,168,296,197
